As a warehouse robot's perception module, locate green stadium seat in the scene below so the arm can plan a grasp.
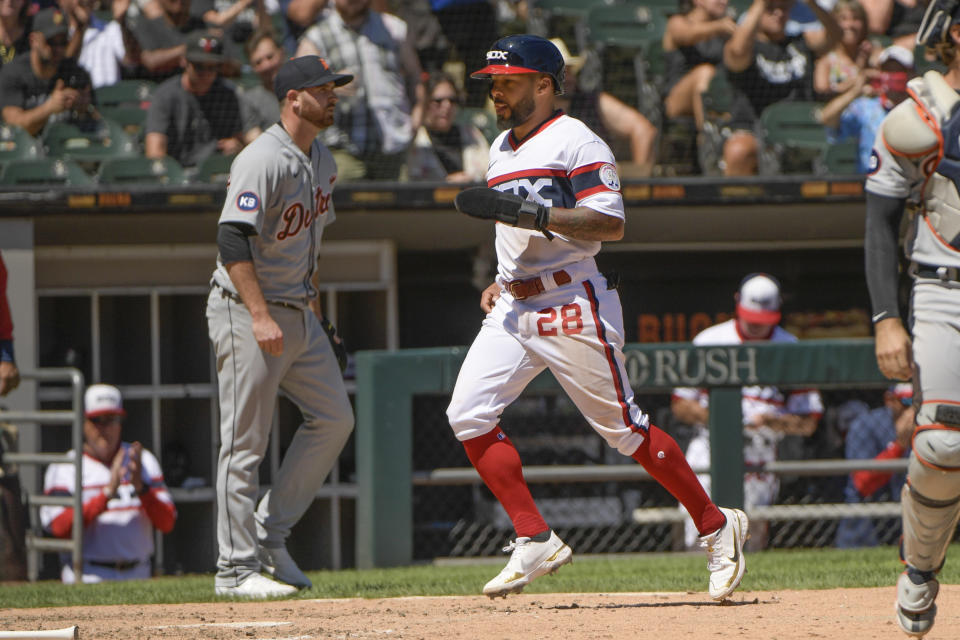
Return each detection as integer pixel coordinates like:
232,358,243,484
815,141,860,175
0,124,45,161
0,158,94,185
42,118,139,168
915,44,947,75
696,71,736,176
97,106,148,144
701,71,734,119
527,0,611,53
458,107,500,144
759,101,828,173
94,79,155,109
760,101,827,149
194,152,237,184
98,155,188,185
586,4,667,50
585,4,667,122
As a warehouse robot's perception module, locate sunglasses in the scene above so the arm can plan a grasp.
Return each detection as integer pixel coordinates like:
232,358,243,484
430,96,460,106
191,62,219,73
89,415,123,426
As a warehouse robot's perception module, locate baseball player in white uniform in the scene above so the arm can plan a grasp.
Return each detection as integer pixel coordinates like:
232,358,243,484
206,56,354,599
40,384,176,583
864,1,960,634
448,35,748,601
673,274,823,549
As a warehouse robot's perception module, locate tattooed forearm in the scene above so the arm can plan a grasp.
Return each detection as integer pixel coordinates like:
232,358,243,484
545,207,624,241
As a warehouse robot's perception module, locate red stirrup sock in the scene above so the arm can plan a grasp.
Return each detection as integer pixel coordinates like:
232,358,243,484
631,424,726,536
462,426,549,538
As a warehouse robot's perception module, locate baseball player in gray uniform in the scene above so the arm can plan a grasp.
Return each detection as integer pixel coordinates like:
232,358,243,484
865,1,960,635
206,55,354,599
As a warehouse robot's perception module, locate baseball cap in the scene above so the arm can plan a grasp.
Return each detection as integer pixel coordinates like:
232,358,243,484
890,382,914,405
736,274,782,325
31,8,68,41
549,38,584,73
186,31,225,64
273,55,353,100
877,45,915,69
84,383,127,418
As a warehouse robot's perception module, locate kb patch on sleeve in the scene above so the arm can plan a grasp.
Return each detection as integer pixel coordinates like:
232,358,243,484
570,162,621,199
236,191,260,211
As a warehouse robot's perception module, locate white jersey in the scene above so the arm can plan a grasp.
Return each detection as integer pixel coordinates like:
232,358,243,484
211,123,338,306
865,100,960,268
40,444,174,563
673,319,824,425
487,112,624,280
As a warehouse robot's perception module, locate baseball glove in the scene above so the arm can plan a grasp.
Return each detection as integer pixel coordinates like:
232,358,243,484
454,187,553,239
321,318,348,373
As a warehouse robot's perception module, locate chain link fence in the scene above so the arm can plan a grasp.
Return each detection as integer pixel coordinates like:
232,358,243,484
411,388,913,560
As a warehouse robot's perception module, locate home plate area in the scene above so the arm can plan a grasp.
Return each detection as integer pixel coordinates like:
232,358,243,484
2,588,958,639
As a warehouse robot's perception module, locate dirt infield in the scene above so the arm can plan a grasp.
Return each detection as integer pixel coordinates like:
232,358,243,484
3,587,957,639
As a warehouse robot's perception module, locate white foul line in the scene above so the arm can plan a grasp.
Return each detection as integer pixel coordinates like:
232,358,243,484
149,621,293,630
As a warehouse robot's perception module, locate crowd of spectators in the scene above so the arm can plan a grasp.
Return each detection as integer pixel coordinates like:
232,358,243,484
0,0,939,181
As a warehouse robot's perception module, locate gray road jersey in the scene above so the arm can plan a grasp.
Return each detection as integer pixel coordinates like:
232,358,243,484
212,123,337,304
865,100,960,269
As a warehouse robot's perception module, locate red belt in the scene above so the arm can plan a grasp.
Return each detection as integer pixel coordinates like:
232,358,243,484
506,269,572,300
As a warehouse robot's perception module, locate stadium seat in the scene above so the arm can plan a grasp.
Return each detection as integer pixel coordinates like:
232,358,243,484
527,0,608,49
194,152,237,184
458,107,500,144
97,106,148,144
585,4,667,118
0,158,94,186
915,44,947,75
701,71,734,120
586,4,667,50
759,101,828,174
94,79,155,109
0,124,45,162
42,118,139,169
696,71,737,176
815,141,860,175
98,155,188,185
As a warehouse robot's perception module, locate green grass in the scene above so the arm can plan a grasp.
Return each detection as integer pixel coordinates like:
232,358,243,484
2,545,955,609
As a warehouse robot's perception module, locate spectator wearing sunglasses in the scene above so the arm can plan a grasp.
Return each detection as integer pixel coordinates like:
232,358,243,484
145,30,255,170
39,384,177,583
835,382,915,548
405,70,488,182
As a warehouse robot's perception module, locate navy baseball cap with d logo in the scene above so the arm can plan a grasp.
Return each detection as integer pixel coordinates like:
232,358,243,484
274,56,353,100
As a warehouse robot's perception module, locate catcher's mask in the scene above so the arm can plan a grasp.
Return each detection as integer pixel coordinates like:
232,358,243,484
470,34,566,95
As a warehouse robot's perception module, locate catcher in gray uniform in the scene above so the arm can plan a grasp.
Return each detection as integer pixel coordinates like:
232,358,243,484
206,55,354,599
865,1,960,635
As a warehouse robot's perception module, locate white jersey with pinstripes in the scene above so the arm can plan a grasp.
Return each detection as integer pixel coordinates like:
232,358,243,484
211,123,338,305
487,112,624,280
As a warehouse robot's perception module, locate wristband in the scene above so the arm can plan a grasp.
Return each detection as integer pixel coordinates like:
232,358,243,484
0,339,14,363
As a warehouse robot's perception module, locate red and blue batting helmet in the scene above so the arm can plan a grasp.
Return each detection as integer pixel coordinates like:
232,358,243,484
470,34,566,95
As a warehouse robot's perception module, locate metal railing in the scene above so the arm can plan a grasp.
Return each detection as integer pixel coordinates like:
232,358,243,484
0,367,85,581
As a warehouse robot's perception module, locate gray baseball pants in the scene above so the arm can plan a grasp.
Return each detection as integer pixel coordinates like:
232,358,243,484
207,289,354,587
